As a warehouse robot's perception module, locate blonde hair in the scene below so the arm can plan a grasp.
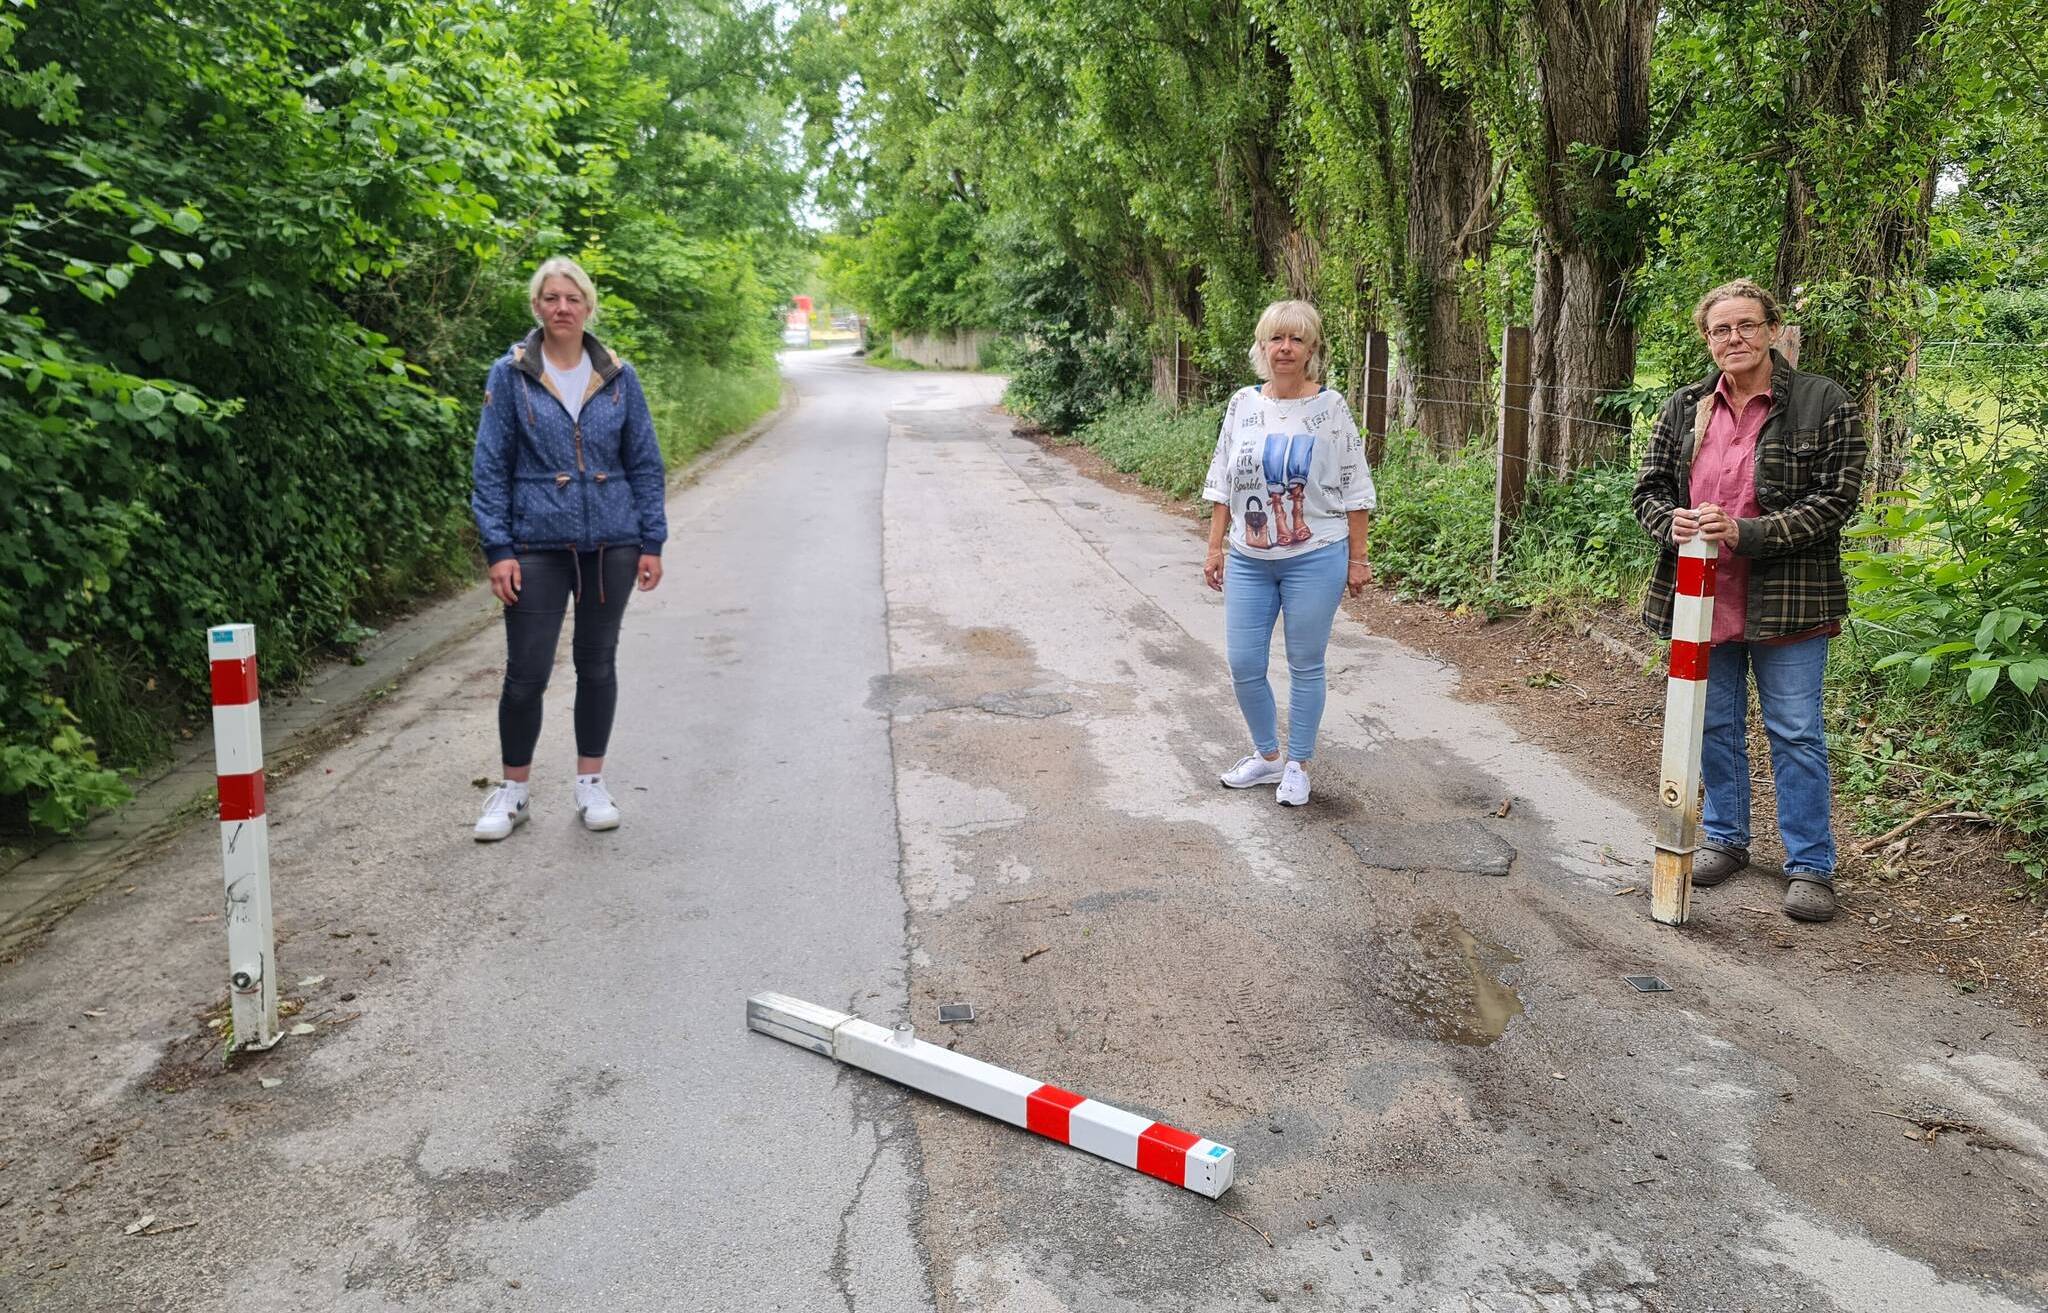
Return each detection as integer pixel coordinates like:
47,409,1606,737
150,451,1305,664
1248,300,1326,382
1692,278,1781,336
529,257,600,327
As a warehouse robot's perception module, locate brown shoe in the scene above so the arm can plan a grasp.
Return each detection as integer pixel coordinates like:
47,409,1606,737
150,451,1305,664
1784,877,1836,922
1691,845,1749,888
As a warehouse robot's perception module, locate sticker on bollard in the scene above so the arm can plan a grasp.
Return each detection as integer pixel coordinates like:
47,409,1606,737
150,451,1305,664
746,992,1236,1198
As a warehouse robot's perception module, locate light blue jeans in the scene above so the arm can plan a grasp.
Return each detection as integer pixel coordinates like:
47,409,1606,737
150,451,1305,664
1224,542,1348,763
1701,634,1836,881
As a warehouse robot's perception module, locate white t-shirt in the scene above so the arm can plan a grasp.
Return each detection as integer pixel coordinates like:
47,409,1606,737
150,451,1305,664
1202,385,1377,559
544,351,594,421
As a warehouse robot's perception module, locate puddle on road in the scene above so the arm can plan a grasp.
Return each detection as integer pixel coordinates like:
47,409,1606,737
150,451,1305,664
1389,909,1525,1046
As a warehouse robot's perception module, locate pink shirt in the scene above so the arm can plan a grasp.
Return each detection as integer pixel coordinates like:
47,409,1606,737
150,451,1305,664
1689,374,1770,645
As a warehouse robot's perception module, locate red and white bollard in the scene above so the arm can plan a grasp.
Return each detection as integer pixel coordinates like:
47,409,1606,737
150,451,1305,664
208,624,280,1050
1651,538,1719,926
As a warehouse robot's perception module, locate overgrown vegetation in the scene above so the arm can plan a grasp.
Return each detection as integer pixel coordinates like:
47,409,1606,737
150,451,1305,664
2,0,807,830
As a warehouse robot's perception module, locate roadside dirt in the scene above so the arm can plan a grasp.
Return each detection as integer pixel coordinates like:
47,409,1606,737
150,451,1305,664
1028,428,2048,1028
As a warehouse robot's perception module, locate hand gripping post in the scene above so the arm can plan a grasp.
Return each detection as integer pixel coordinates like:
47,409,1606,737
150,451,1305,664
747,993,1236,1198
1651,538,1719,926
208,624,280,1051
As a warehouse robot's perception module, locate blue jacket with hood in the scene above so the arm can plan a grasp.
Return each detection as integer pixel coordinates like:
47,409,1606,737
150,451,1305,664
470,329,668,565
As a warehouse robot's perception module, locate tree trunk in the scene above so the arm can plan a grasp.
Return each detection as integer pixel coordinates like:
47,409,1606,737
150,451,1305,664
1150,264,1206,409
1530,242,1640,471
1240,36,1316,300
1397,18,1496,451
1525,0,1656,473
1773,0,1938,493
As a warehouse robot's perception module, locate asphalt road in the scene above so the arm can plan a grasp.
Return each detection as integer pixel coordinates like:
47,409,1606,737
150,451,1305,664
1,347,2043,1312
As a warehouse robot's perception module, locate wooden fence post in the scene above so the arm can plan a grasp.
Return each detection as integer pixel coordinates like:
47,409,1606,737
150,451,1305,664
1491,325,1532,574
1363,329,1389,466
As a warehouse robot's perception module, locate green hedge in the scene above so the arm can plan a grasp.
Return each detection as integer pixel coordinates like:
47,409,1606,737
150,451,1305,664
1,0,798,832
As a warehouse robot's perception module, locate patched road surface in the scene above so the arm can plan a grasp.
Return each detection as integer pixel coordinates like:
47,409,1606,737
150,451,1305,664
2,348,2043,1311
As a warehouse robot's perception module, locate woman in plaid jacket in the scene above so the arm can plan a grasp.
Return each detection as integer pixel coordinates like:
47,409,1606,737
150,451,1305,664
1632,278,1867,923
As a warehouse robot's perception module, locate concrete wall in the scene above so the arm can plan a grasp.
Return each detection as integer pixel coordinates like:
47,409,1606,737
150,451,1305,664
890,328,997,370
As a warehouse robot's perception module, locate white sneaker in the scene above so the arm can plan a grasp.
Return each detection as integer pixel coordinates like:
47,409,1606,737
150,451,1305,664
1276,762,1310,807
1219,753,1285,789
474,784,529,841
576,776,621,831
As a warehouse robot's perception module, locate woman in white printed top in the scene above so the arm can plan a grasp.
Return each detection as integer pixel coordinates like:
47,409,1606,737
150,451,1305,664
1201,300,1377,807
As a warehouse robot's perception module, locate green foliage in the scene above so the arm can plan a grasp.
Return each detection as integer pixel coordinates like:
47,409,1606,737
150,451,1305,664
1361,431,1501,610
992,225,1148,432
2,0,808,831
825,198,993,336
642,354,783,467
1500,463,1660,609
1070,398,1224,500
1846,389,2048,708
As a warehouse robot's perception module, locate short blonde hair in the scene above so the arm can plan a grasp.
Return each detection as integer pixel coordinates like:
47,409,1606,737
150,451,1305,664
1248,300,1327,382
529,257,600,327
1692,278,1781,336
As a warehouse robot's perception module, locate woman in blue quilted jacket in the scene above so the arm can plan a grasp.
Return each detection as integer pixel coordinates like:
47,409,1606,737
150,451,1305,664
468,257,668,840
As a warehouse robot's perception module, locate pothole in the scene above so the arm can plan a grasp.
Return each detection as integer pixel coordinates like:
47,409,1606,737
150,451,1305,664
1376,908,1525,1047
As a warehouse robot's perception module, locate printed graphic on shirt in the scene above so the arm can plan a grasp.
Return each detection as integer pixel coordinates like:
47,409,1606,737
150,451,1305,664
1204,386,1377,560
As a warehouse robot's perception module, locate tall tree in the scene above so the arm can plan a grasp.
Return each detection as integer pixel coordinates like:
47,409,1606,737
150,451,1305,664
1524,0,1657,470
1421,0,1656,470
1399,6,1498,448
1772,0,1942,488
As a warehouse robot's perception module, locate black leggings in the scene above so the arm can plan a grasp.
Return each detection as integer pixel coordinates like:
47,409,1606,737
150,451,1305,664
498,549,640,768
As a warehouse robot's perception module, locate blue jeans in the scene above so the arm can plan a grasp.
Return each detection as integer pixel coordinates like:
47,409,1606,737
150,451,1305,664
1224,542,1348,763
1701,634,1836,881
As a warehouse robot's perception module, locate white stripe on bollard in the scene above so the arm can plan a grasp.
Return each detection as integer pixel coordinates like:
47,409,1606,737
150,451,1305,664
1652,538,1719,926
747,992,1237,1197
208,624,280,1052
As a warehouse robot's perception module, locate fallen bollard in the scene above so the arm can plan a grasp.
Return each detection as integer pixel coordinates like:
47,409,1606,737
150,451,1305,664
747,992,1236,1198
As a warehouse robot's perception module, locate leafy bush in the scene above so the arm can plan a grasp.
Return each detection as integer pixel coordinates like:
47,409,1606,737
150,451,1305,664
1368,432,1502,610
987,223,1147,432
1500,461,1661,610
1070,397,1223,499
1847,397,2048,707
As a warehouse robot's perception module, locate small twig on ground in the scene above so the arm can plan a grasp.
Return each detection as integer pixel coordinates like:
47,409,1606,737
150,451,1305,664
1021,946,1049,963
1871,1109,1985,1144
129,1220,199,1237
1846,799,1963,859
1221,1210,1274,1248
1000,894,1049,905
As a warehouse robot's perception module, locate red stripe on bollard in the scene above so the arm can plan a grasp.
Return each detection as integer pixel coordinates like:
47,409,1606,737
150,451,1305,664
1136,1123,1202,1183
218,771,266,822
210,655,260,707
1026,1083,1087,1142
1675,553,1716,599
1669,639,1709,682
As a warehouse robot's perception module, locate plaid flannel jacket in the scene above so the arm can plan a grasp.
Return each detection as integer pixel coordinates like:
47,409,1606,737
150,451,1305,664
1631,351,1867,641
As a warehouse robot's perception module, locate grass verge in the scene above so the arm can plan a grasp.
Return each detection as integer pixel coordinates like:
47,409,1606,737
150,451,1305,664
642,353,784,467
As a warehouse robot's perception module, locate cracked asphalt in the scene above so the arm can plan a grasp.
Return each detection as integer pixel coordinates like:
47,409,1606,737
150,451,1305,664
1,348,2044,1311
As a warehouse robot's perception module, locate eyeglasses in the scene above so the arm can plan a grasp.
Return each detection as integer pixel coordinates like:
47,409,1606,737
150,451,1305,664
1706,320,1769,344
